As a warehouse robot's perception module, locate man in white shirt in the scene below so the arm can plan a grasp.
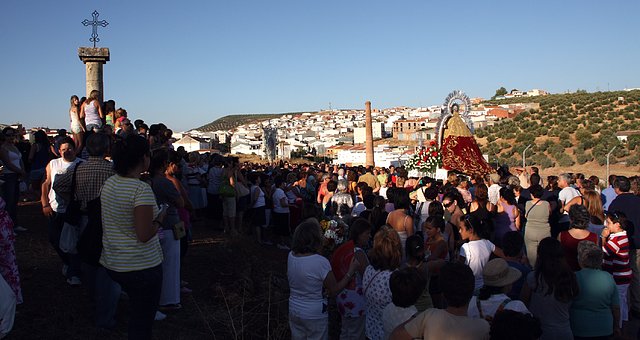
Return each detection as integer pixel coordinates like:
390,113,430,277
41,137,85,286
488,173,501,206
557,173,580,236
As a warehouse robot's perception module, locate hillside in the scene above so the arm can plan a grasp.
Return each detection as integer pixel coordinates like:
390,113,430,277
194,112,316,132
475,90,640,170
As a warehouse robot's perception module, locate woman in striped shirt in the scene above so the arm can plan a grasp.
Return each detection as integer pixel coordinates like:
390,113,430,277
601,210,631,328
100,135,166,340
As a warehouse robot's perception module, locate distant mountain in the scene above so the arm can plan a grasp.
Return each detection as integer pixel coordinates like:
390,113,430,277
476,90,640,168
193,112,317,132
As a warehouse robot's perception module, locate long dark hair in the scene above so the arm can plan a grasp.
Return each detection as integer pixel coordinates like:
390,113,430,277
369,196,388,236
474,183,489,207
499,187,517,206
534,237,579,303
34,130,49,146
111,135,150,176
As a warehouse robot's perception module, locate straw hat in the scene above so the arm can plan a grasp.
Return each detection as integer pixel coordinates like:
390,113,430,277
483,258,521,287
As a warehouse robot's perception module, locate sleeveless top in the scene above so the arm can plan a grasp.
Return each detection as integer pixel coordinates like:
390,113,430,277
471,201,492,225
559,230,598,271
69,108,81,125
524,200,550,231
48,158,84,212
250,184,265,208
84,101,101,126
493,202,516,246
1,147,21,173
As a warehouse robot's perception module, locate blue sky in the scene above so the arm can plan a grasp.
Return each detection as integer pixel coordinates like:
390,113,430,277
1,0,638,131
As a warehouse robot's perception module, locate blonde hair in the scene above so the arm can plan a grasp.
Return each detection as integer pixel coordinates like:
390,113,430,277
86,90,101,104
69,95,79,111
583,190,605,224
368,225,402,271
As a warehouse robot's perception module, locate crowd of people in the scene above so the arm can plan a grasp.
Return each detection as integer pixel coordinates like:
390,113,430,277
1,92,640,339
283,166,640,340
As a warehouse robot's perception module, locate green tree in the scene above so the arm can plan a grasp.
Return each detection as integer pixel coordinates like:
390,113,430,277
627,154,640,166
531,154,555,168
492,87,508,100
556,153,575,167
628,135,640,151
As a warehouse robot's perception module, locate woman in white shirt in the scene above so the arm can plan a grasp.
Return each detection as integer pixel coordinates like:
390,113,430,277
272,176,291,250
248,172,267,244
458,214,505,291
288,218,358,340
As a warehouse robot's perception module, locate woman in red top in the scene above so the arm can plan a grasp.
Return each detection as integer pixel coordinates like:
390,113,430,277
558,204,597,271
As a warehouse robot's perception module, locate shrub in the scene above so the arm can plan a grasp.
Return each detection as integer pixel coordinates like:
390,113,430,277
576,151,593,165
556,153,575,167
531,154,555,168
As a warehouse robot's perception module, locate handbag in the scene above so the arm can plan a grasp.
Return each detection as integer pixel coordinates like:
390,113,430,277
219,182,236,197
172,221,186,240
63,162,82,226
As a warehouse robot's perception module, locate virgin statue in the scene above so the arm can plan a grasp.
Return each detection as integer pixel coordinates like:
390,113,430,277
440,103,493,176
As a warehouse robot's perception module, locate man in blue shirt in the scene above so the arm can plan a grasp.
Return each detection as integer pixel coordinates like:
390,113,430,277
601,174,618,210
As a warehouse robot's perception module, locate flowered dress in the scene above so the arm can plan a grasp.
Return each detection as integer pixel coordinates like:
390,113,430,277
363,265,393,340
0,197,22,304
336,247,366,318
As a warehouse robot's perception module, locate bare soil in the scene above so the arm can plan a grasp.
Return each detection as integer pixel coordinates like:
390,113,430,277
11,202,291,340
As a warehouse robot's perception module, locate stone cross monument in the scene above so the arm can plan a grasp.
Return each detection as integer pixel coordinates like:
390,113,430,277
365,101,375,167
79,11,109,102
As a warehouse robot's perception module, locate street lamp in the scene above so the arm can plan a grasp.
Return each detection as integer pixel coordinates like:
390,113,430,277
522,144,532,167
606,145,617,186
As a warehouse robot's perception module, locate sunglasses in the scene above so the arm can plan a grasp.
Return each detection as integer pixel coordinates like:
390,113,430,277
443,201,454,208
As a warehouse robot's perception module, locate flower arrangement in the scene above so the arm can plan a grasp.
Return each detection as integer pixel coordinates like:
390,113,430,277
405,140,442,173
320,219,348,254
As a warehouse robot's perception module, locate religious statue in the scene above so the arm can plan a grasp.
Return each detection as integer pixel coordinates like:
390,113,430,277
443,104,472,139
438,91,493,176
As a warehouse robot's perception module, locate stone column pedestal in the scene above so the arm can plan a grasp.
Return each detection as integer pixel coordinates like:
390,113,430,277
78,47,110,101
365,101,375,167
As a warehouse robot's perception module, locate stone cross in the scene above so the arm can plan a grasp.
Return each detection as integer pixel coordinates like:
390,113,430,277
82,10,109,48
